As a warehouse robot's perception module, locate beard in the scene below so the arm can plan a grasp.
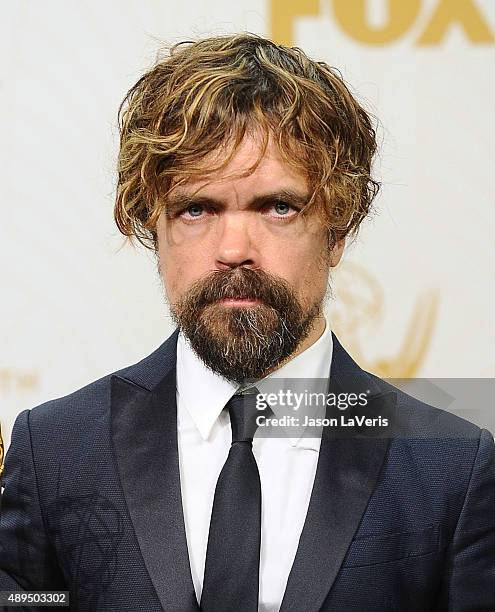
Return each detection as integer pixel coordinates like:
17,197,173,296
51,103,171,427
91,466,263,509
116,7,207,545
170,267,325,384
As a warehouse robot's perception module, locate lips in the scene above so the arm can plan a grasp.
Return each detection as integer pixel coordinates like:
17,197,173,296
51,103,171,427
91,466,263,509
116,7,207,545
217,296,262,306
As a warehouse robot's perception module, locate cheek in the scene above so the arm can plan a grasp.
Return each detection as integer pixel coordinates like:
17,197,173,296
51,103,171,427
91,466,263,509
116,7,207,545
292,241,330,296
264,239,328,297
286,230,328,272
160,245,211,301
164,264,180,297
158,240,183,298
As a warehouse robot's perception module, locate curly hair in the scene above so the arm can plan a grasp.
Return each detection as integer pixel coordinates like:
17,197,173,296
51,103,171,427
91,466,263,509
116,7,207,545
114,33,380,250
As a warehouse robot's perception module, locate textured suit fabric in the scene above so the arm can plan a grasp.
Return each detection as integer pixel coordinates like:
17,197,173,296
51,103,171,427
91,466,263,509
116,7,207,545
0,330,494,612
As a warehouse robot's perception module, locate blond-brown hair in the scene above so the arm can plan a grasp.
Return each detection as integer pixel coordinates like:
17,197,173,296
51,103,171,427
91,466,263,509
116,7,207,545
114,33,379,250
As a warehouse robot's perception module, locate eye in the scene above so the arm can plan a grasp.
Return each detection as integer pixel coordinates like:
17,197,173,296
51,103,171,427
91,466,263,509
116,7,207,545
184,204,204,218
267,201,299,220
178,203,214,222
274,202,291,215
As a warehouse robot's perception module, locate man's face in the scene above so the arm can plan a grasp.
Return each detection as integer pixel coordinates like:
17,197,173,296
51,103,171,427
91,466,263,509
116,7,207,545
156,134,344,382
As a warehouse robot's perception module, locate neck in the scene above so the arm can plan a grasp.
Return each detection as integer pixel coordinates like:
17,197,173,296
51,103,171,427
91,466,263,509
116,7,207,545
261,313,327,378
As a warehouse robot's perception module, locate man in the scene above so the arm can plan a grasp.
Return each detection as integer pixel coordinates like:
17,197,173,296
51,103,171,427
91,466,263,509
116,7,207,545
1,33,494,612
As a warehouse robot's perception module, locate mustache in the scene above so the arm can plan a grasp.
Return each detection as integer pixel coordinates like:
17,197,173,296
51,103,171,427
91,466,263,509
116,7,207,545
179,268,295,310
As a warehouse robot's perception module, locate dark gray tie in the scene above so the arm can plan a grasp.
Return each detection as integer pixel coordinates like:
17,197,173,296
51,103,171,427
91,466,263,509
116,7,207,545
200,390,269,611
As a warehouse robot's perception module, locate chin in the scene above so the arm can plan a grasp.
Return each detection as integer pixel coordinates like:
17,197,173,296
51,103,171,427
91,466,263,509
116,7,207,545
201,302,278,336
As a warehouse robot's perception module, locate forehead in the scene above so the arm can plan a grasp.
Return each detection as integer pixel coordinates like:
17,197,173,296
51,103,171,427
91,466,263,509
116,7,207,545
171,133,309,198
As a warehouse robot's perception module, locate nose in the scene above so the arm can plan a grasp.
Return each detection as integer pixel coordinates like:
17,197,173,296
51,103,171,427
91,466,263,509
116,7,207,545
215,212,257,270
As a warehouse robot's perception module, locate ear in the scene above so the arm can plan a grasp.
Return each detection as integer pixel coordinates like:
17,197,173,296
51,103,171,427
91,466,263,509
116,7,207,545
329,238,345,267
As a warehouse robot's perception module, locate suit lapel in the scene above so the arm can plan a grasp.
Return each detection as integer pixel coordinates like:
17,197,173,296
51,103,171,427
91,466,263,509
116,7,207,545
111,364,199,612
280,335,397,612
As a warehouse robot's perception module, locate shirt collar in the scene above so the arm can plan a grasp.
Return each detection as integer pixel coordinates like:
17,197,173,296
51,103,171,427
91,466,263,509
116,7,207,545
256,318,332,450
176,315,333,449
176,335,237,441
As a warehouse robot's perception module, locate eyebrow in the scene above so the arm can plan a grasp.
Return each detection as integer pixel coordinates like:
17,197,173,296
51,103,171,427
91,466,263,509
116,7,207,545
164,189,310,217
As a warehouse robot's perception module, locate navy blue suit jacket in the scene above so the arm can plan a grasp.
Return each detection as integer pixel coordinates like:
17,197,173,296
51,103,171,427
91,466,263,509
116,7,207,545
1,331,494,611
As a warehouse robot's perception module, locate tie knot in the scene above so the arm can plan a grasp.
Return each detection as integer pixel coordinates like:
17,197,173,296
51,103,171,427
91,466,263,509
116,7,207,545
227,389,270,443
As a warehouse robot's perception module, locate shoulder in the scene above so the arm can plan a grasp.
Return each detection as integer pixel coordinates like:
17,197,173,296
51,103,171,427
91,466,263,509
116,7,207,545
367,372,482,439
365,373,495,486
331,333,485,442
26,329,179,434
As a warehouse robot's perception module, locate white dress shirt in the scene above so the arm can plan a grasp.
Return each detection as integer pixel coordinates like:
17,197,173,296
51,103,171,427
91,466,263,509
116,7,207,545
176,317,333,611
